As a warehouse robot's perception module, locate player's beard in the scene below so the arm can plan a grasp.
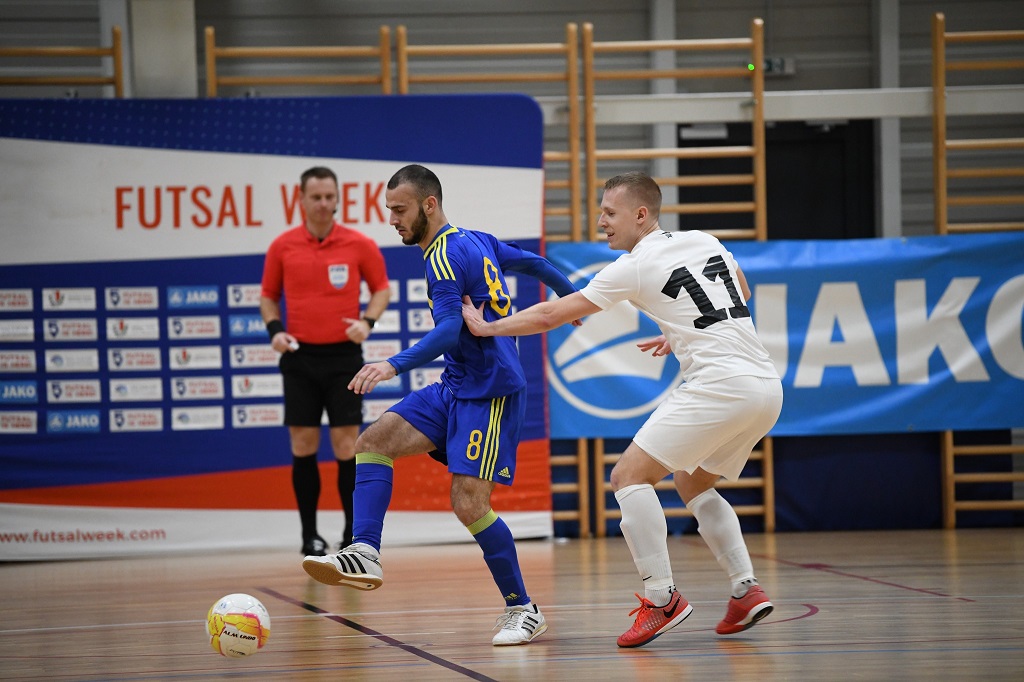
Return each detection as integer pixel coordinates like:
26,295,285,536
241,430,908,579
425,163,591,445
402,206,430,246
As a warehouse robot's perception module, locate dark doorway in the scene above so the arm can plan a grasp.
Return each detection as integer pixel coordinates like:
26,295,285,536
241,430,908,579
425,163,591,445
676,120,876,239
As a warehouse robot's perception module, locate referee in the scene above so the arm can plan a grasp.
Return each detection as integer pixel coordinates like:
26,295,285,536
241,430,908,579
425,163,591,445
260,166,391,556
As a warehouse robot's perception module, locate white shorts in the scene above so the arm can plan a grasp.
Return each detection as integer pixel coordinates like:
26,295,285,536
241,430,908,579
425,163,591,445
632,375,783,481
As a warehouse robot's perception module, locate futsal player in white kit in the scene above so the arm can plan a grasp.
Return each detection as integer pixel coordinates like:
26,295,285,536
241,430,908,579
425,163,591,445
461,171,783,648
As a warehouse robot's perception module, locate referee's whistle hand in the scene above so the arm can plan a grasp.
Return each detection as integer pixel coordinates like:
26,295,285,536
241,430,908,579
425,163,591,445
342,317,371,343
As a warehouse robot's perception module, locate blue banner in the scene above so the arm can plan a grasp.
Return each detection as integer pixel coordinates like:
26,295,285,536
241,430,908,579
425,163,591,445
0,94,548,489
0,94,558,560
546,232,1024,437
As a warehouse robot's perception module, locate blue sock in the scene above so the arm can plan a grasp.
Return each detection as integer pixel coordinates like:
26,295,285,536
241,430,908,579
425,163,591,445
351,453,394,552
469,510,529,607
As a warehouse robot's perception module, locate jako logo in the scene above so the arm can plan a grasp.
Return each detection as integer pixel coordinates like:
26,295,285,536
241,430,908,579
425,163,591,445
167,286,218,309
47,410,101,433
546,262,685,420
228,315,264,337
0,381,37,403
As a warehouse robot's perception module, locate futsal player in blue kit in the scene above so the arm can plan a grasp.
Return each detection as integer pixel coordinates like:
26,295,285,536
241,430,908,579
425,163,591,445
302,164,579,646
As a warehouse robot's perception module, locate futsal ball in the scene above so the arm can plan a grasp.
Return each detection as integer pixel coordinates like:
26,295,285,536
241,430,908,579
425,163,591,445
206,593,271,658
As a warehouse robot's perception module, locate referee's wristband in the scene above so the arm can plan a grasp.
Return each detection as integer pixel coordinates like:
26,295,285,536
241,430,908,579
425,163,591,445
362,317,376,329
266,319,286,340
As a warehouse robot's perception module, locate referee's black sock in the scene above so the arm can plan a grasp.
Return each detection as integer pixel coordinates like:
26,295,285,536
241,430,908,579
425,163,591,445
292,454,321,541
337,457,356,547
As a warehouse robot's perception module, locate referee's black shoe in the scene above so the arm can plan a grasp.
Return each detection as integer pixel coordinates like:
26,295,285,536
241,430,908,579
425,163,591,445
301,534,328,556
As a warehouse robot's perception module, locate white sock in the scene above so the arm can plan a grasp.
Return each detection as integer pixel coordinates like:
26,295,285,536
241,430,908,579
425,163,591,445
615,484,674,605
688,488,756,597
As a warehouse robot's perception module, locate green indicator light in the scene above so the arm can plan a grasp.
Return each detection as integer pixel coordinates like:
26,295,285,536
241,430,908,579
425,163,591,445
748,63,755,71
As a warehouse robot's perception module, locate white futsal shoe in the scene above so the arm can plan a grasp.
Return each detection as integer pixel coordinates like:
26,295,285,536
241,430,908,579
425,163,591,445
302,542,383,590
492,603,547,646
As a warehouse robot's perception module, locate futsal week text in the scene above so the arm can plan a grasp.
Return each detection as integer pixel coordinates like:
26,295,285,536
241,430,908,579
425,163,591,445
114,181,387,230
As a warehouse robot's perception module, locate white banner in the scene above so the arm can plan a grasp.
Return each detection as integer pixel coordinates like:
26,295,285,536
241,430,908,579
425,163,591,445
0,504,552,561
0,138,543,264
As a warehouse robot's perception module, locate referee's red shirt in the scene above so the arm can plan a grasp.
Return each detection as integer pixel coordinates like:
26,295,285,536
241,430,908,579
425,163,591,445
261,223,389,344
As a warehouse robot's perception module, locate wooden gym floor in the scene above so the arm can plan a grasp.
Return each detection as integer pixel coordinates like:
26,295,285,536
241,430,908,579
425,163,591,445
1,528,1022,681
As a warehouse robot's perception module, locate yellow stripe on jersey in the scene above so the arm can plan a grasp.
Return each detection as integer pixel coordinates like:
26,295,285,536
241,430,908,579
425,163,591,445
424,227,458,281
479,396,505,480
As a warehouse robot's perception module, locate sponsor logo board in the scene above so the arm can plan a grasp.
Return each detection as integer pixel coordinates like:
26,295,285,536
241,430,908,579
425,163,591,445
0,411,38,433
42,288,96,311
171,406,224,431
168,345,222,370
107,348,162,371
230,373,283,398
170,376,225,400
106,317,160,340
45,349,99,372
47,379,101,403
109,408,163,432
108,378,163,402
105,286,160,310
231,403,284,427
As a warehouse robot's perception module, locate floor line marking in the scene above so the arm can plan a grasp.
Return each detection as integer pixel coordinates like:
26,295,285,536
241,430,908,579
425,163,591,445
760,557,977,602
259,586,500,682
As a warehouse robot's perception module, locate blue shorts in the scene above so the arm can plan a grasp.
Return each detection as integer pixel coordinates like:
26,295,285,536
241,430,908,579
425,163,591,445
388,382,526,486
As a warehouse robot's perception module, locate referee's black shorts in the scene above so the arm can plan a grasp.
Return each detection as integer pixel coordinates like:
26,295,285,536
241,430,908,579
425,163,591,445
279,341,364,427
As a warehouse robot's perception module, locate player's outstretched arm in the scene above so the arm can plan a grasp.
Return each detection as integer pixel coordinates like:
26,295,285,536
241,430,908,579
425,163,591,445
503,251,577,299
462,292,600,338
350,313,462,394
489,234,578,298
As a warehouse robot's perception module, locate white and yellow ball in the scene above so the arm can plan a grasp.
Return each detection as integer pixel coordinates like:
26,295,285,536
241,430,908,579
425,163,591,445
206,593,271,658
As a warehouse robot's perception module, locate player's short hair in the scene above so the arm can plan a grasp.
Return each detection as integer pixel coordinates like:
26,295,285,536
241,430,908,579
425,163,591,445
604,171,662,218
300,166,338,192
388,164,443,205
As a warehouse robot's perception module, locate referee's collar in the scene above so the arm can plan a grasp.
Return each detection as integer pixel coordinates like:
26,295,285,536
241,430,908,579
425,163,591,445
302,221,340,243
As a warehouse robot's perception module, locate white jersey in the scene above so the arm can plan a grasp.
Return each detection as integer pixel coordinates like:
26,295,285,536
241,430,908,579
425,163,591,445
580,229,778,385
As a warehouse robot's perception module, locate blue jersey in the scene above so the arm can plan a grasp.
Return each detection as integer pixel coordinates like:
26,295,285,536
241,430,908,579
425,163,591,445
425,226,526,398
388,224,575,400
